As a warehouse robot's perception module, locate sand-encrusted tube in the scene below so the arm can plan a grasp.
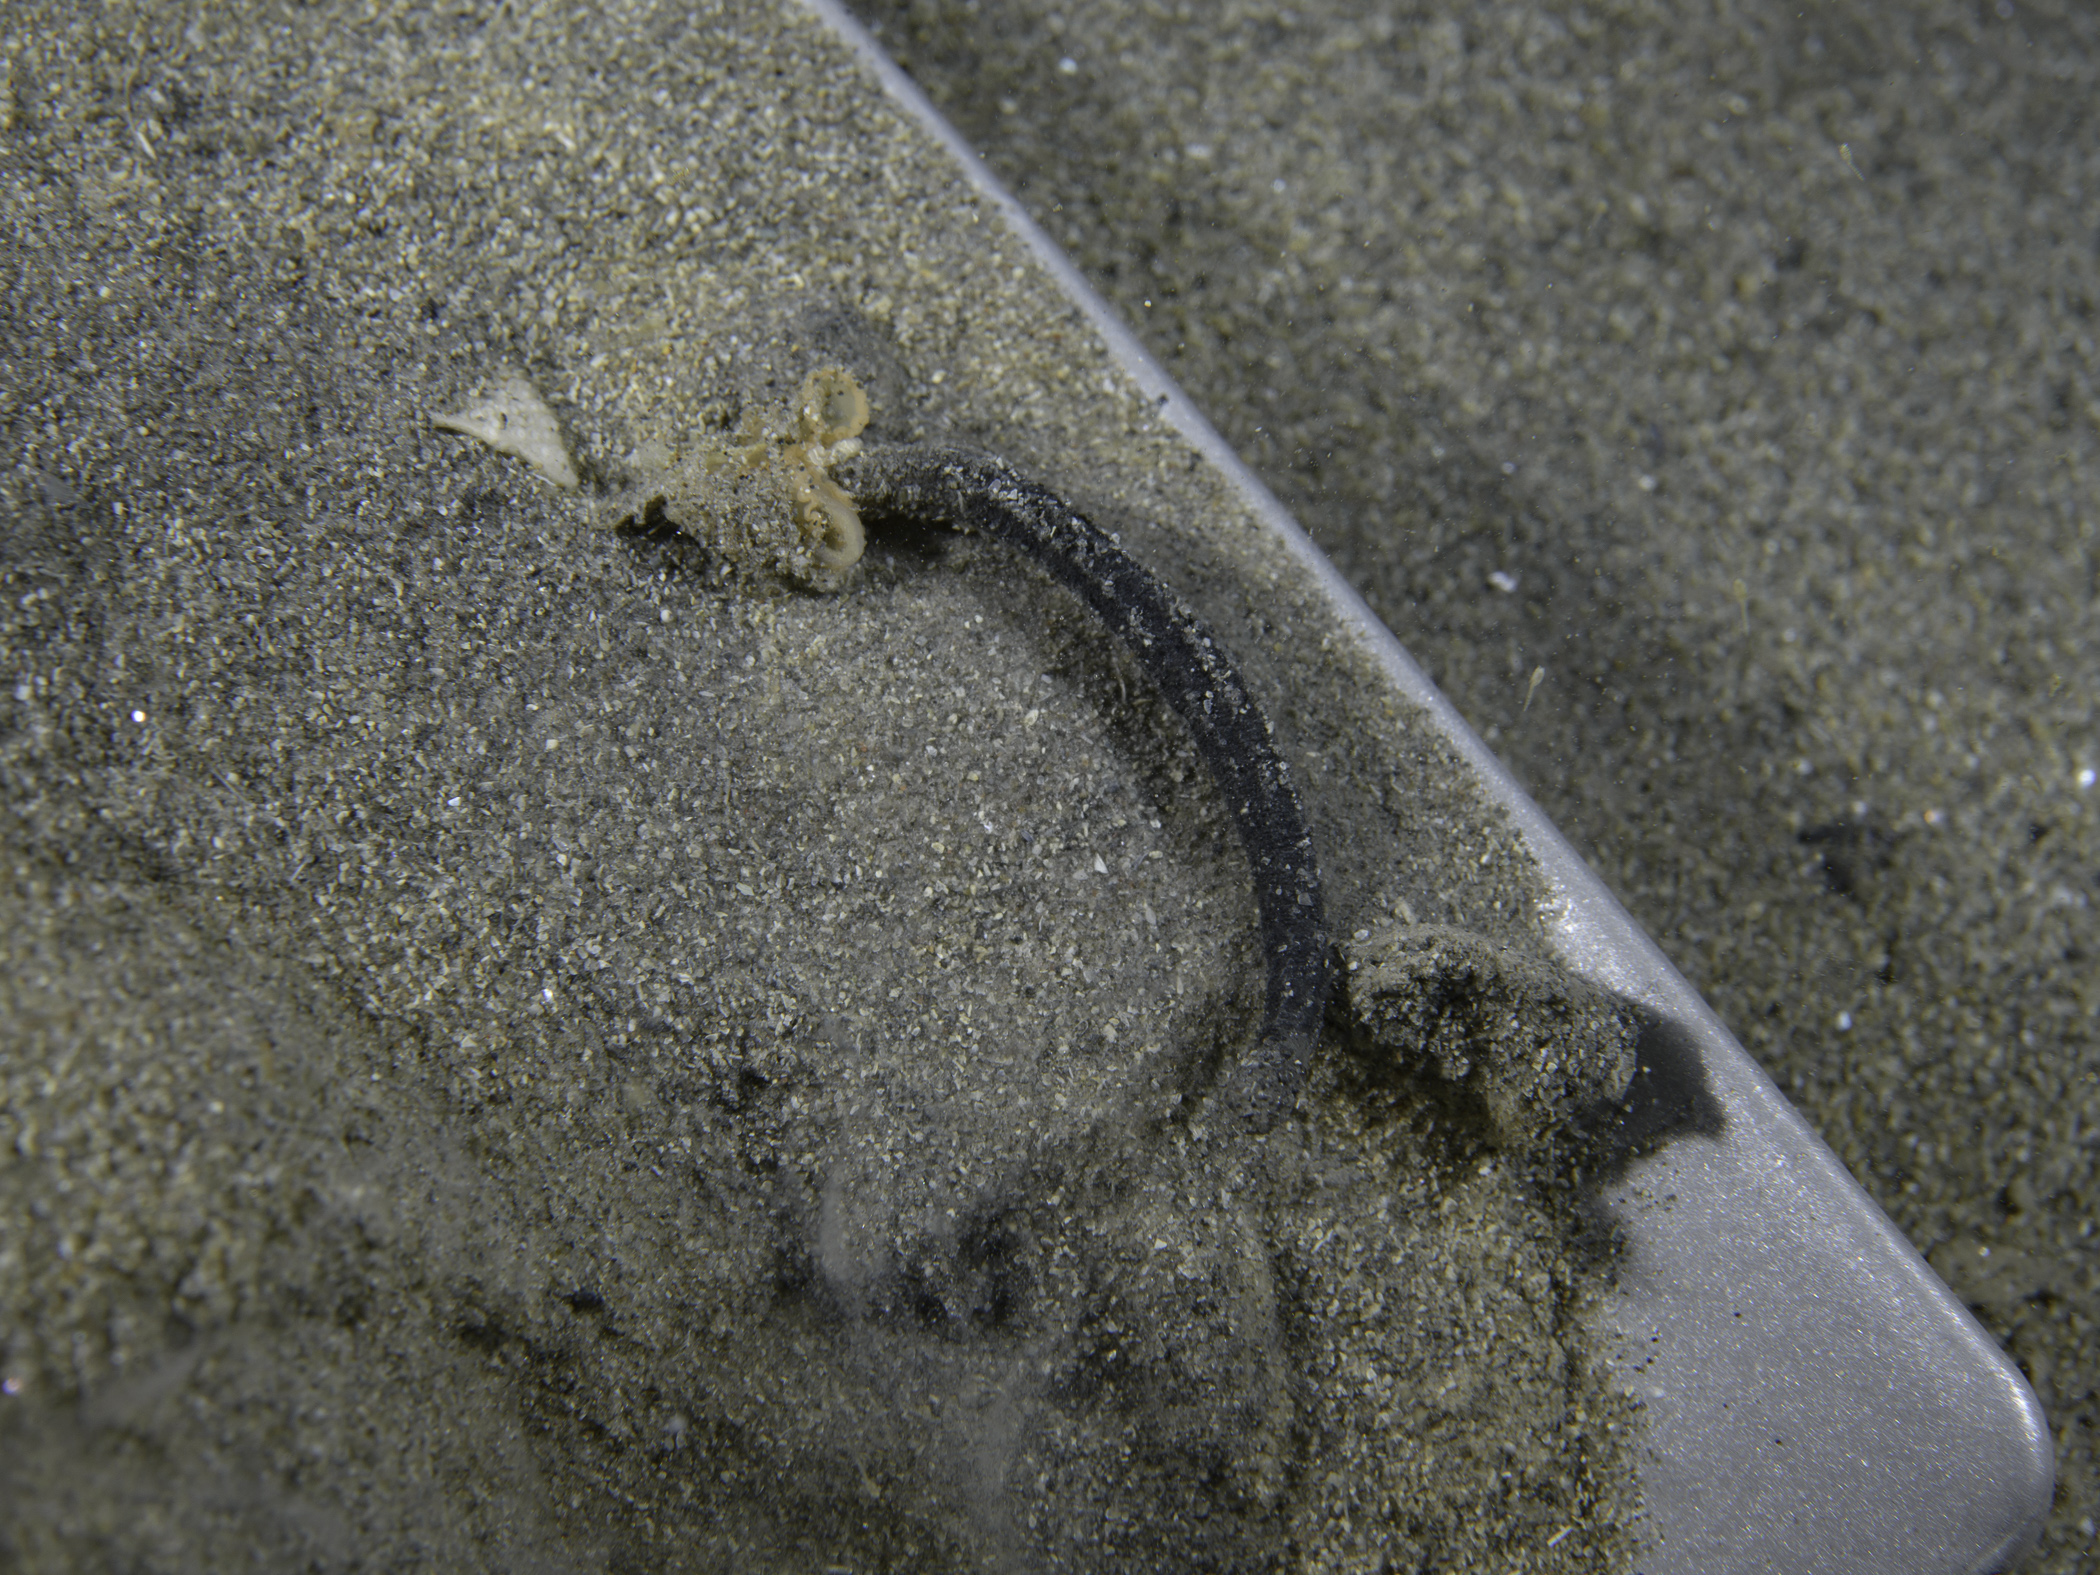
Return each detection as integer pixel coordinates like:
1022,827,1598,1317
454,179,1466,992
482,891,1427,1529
839,444,1330,1133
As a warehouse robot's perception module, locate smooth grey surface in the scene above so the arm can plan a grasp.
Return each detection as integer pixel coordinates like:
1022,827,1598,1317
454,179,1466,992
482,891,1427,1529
803,2,2056,1568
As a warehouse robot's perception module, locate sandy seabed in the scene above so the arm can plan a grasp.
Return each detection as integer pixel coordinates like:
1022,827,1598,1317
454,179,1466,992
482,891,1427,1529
855,1,2100,1567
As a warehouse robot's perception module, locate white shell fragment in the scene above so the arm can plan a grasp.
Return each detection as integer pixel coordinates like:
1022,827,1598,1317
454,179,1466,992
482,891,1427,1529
432,371,580,491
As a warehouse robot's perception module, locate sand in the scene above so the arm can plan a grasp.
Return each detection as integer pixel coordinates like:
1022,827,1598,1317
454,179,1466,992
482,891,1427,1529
854,0,2100,1567
0,0,1672,1567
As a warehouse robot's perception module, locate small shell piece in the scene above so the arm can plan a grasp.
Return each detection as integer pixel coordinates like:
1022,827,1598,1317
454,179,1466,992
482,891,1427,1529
433,371,580,491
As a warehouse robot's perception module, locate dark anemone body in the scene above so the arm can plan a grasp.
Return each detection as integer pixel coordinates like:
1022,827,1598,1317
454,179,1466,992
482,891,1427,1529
840,444,1329,1131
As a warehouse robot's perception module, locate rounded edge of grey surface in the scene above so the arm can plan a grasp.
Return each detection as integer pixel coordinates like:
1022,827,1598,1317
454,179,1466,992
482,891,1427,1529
793,3,2056,1569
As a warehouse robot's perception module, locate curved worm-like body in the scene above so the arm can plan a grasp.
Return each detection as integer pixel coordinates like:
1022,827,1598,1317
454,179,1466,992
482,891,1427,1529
838,444,1328,1133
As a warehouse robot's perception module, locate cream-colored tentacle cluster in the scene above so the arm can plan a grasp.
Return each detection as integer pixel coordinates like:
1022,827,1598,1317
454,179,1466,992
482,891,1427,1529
781,367,870,569
606,365,873,585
